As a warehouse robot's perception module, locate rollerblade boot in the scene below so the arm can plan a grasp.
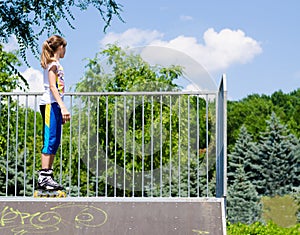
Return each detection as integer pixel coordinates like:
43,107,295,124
38,169,63,191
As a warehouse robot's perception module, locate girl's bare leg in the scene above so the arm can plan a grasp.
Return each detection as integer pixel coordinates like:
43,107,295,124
41,153,55,169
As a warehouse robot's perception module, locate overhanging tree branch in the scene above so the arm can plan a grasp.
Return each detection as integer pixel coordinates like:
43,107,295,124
0,0,124,63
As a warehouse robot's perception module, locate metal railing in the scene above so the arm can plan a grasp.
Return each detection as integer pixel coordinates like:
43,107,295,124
0,76,227,198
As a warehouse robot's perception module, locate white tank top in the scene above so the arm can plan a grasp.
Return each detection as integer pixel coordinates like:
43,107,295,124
40,61,65,105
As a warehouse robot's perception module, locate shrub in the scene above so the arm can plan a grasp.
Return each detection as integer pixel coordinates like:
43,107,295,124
227,221,300,235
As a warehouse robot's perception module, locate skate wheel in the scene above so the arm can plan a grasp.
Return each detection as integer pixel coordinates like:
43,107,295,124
34,190,66,198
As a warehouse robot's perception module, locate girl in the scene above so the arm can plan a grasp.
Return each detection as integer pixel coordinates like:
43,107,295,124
39,35,70,190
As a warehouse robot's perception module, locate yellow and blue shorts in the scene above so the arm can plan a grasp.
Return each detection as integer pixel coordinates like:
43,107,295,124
40,103,62,155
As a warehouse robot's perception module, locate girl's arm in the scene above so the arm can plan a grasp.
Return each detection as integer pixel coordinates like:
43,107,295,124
48,65,70,123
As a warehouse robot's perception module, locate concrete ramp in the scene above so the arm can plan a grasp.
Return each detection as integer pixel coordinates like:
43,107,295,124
0,197,226,235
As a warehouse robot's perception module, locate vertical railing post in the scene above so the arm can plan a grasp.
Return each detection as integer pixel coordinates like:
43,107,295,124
216,74,227,202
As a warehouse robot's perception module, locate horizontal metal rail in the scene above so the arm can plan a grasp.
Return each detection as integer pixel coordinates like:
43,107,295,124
0,91,217,96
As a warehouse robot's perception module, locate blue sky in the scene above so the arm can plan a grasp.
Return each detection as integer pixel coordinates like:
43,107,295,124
6,0,300,101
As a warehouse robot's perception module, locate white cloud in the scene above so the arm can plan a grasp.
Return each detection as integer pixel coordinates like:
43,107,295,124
100,27,262,73
21,68,44,92
100,28,163,48
14,68,43,109
202,28,262,69
150,28,262,72
99,28,262,91
100,28,164,48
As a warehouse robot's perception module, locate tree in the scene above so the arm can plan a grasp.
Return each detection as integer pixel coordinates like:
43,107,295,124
68,45,184,196
0,97,43,196
257,112,300,196
1,42,42,196
227,125,260,187
227,89,300,154
227,94,276,152
227,166,262,224
0,44,28,92
76,45,181,93
0,0,123,61
271,89,300,138
67,45,214,197
0,46,30,189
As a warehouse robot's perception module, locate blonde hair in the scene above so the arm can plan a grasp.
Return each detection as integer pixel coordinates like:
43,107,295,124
40,35,67,69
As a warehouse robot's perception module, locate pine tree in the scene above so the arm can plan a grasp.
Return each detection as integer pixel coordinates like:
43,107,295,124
227,125,260,186
257,112,299,196
227,165,262,224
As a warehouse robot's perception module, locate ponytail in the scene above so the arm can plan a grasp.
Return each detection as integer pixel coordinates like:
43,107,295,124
40,35,67,69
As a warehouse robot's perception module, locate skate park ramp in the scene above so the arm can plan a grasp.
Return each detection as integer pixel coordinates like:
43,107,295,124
0,197,226,235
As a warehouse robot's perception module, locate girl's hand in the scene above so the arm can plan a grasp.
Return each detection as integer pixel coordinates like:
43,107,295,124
61,107,71,124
